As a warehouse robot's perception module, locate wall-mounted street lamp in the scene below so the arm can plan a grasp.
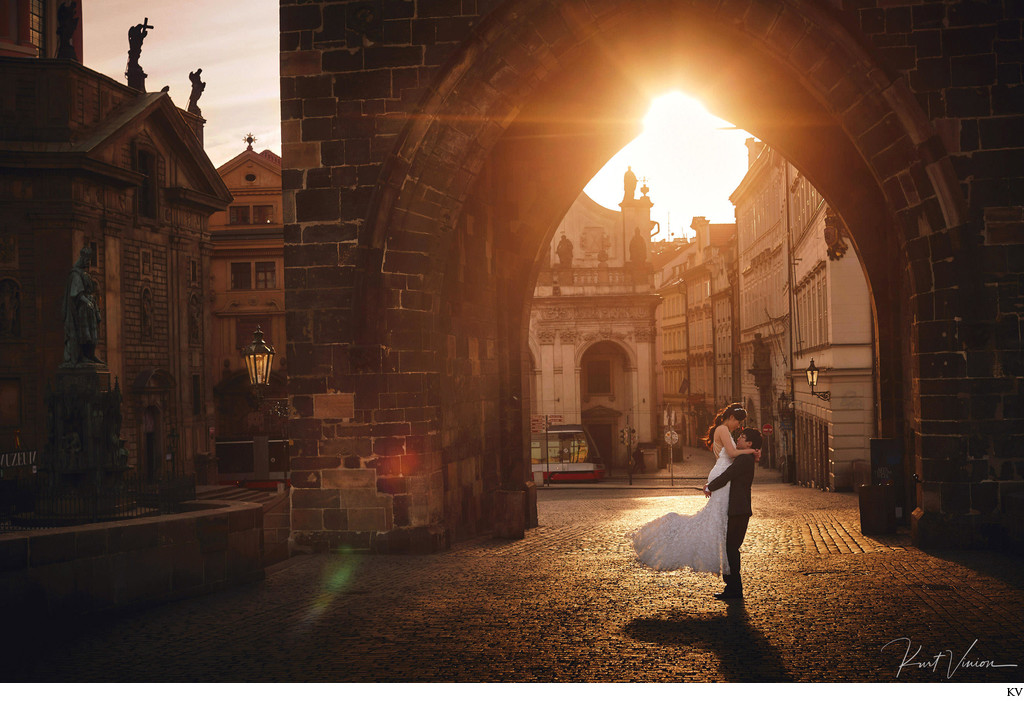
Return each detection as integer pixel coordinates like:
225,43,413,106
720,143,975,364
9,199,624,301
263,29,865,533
805,358,831,401
242,325,276,399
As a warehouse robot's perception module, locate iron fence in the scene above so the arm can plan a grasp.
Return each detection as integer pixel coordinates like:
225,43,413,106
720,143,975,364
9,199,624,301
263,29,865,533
0,473,197,533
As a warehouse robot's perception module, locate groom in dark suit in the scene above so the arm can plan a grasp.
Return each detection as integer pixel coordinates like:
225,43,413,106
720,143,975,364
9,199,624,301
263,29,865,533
704,427,762,600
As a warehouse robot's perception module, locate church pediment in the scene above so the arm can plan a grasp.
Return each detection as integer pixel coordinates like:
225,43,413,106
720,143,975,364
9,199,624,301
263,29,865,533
217,148,282,185
80,93,232,210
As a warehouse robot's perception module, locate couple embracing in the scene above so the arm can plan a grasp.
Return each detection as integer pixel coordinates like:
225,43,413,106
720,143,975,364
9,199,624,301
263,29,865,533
631,403,762,600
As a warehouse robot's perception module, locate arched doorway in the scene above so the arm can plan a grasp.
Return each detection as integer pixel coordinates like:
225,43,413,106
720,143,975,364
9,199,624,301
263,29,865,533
579,341,633,473
282,0,1013,551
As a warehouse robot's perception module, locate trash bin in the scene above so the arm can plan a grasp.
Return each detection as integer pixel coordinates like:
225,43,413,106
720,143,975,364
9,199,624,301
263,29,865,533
858,483,897,535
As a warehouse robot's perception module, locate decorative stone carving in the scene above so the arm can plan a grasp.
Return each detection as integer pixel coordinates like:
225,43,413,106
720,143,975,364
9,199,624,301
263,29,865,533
634,327,656,342
188,293,201,345
537,329,556,344
140,287,154,339
558,330,576,344
540,305,653,321
824,207,849,261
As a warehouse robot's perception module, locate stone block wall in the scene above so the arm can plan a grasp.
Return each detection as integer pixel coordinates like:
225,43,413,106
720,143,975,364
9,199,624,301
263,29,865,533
0,502,264,620
280,0,1023,550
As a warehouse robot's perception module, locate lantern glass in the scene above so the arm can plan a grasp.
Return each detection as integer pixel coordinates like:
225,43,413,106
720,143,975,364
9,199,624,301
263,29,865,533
243,326,276,386
806,359,819,389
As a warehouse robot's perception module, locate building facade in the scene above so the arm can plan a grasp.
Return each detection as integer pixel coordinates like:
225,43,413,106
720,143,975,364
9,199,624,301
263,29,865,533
731,140,791,469
207,140,287,480
663,219,739,447
788,169,875,492
731,140,875,490
0,53,230,480
652,242,690,457
529,179,660,472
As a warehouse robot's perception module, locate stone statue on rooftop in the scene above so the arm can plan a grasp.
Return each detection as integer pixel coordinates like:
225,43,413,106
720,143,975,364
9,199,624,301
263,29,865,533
56,2,79,61
623,166,637,202
126,18,153,91
187,68,205,116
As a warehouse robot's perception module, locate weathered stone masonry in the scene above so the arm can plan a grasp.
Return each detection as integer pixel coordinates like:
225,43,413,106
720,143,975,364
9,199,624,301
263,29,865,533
281,0,1022,551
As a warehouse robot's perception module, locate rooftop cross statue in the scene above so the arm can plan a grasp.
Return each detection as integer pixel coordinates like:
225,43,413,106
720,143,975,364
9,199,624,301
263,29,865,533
61,246,103,367
56,1,79,61
187,68,205,116
126,18,153,92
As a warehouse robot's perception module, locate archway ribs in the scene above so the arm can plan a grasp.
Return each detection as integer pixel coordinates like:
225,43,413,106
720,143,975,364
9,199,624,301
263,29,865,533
281,0,1023,552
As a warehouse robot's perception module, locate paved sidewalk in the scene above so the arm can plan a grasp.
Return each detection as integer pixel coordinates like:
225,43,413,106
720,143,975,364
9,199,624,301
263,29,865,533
5,476,1023,683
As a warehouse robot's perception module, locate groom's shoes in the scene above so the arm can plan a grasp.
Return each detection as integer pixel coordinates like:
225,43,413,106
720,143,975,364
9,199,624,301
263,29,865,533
714,589,743,600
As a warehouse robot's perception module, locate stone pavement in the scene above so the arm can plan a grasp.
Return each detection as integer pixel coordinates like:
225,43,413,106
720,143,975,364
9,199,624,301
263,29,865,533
5,457,1024,683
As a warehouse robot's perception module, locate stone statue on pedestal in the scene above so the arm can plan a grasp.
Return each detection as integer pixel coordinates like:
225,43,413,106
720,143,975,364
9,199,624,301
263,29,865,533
555,234,573,268
629,227,647,264
61,246,103,367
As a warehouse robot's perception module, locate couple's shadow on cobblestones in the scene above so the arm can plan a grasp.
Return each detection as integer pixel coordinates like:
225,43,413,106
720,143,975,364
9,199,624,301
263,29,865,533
624,602,793,682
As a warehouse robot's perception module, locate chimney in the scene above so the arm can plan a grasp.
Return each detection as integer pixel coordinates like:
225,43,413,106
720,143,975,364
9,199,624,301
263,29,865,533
690,216,709,249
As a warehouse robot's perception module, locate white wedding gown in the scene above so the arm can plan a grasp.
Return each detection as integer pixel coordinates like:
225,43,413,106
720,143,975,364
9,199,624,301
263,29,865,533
630,435,733,574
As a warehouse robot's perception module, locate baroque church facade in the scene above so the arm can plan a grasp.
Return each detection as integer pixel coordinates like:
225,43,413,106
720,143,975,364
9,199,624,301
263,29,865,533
0,20,231,480
528,171,661,472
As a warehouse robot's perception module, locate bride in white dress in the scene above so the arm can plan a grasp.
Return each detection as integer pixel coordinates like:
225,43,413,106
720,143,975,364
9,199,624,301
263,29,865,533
630,404,756,574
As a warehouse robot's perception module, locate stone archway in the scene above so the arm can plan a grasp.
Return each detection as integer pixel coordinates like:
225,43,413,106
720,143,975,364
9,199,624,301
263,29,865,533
283,0,1018,551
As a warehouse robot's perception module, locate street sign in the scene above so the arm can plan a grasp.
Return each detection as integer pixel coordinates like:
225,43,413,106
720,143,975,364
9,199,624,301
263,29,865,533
530,415,563,432
762,423,774,435
664,430,679,445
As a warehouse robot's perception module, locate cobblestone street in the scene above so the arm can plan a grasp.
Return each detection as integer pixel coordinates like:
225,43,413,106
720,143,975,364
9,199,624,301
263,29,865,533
6,456,1024,683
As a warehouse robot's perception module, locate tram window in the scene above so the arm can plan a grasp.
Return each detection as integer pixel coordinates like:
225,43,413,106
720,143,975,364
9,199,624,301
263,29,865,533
530,432,589,463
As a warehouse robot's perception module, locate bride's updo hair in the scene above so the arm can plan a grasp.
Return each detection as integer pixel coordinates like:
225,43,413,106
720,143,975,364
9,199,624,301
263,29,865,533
703,403,748,448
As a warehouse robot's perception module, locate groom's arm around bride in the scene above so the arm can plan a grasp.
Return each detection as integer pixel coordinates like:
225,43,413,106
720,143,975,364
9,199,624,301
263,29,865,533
704,428,762,599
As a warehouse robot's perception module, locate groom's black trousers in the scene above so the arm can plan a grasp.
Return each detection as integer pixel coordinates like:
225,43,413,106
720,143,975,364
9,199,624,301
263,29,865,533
724,515,750,591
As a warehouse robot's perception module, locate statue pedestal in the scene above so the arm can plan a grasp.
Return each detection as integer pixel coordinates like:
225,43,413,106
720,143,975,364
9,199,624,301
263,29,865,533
43,364,129,486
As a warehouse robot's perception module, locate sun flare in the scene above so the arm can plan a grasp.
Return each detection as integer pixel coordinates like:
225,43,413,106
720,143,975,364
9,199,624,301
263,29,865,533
583,91,753,240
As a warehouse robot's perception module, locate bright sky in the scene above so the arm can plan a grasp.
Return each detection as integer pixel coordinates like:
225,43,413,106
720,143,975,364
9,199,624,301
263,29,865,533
584,92,752,240
83,0,282,168
83,5,750,232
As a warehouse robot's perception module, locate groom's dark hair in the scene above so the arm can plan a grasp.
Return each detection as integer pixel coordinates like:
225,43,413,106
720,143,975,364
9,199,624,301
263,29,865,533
740,428,763,450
